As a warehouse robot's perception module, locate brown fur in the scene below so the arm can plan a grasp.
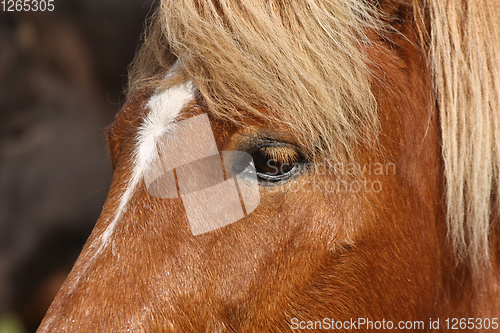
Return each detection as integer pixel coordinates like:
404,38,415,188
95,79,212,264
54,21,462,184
37,1,499,332
128,0,500,268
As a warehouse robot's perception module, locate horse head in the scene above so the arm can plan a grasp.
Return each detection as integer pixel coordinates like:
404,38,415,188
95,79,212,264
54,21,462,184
38,1,500,331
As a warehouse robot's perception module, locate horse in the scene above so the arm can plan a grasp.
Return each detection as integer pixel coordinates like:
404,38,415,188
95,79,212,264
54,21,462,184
37,0,500,331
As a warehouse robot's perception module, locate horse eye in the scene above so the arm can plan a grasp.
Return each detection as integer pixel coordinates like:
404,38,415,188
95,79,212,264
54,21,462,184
251,147,302,183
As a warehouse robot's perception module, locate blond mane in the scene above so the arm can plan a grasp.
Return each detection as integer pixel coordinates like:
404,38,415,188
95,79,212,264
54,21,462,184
128,0,381,161
127,0,500,268
425,0,500,268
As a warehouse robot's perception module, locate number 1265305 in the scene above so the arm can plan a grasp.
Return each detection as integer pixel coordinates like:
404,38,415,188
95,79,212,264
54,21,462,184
445,318,498,330
2,0,54,12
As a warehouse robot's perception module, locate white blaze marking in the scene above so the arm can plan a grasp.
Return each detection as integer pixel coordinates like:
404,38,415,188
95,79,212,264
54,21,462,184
37,69,196,329
96,79,196,255
38,66,196,330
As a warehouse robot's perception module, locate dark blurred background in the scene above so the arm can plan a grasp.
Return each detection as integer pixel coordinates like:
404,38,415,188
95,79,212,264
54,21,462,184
0,1,154,332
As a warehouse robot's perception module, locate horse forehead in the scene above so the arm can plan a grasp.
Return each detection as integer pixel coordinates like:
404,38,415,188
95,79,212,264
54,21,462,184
91,83,200,263
104,80,256,238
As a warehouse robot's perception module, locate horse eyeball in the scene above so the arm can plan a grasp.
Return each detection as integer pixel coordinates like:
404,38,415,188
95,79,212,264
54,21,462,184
252,146,303,182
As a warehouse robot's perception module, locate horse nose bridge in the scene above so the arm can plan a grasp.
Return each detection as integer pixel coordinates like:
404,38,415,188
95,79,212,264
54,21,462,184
35,215,166,332
35,179,189,332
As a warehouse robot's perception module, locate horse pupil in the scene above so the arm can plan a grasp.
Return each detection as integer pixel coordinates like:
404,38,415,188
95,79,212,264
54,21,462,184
253,150,294,177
